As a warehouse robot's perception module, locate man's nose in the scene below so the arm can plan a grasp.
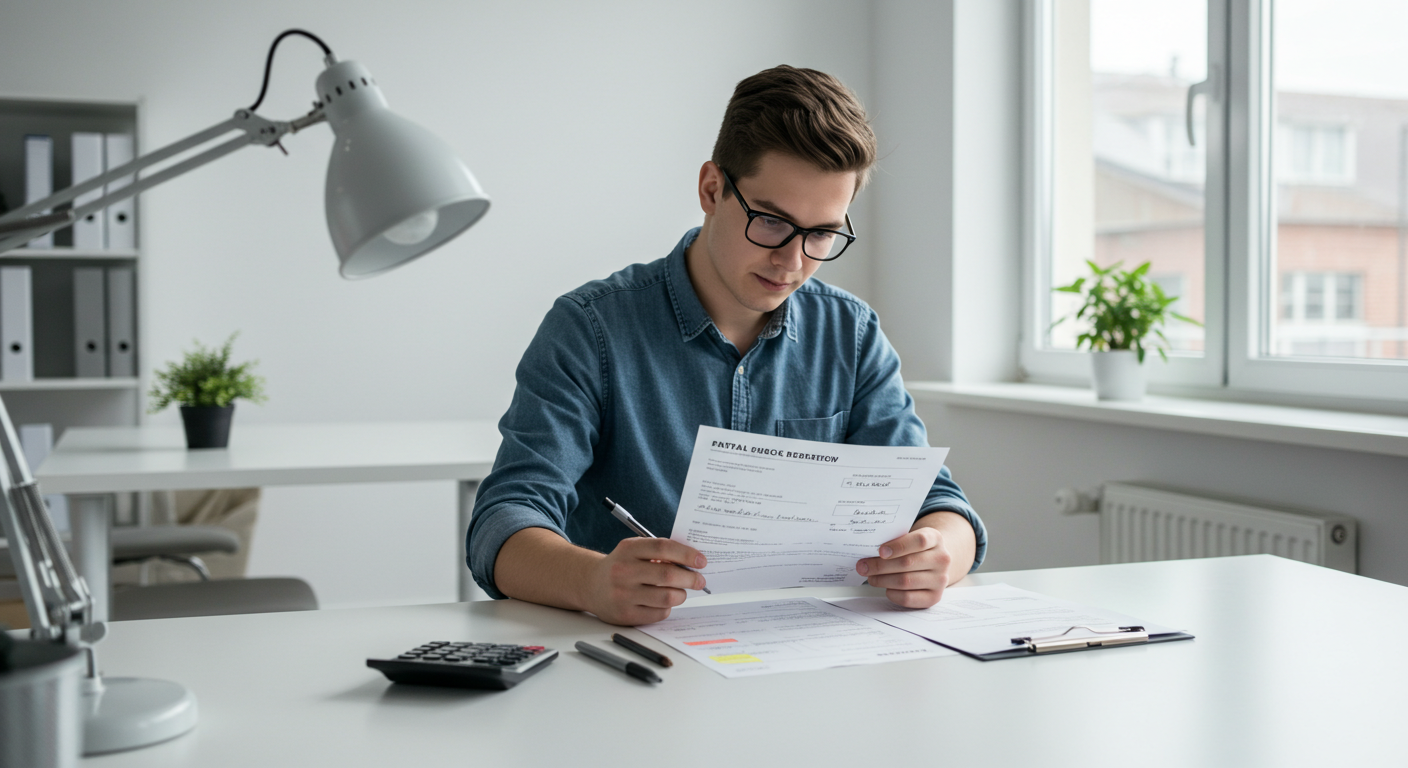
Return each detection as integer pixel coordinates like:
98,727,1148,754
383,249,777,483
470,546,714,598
772,237,806,272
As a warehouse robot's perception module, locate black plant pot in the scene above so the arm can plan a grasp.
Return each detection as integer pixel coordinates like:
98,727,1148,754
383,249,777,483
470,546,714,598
180,405,235,449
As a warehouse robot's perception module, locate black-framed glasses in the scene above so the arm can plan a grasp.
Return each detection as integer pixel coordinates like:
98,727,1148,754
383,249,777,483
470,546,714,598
721,169,857,262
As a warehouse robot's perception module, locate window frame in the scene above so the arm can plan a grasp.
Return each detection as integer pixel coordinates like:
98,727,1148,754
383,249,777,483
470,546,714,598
1021,0,1408,405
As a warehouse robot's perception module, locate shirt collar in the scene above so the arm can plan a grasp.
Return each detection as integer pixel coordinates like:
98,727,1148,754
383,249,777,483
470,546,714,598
665,227,800,344
666,229,714,341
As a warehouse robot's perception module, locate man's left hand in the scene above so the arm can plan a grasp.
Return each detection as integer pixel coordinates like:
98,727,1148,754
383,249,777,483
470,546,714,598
855,511,976,609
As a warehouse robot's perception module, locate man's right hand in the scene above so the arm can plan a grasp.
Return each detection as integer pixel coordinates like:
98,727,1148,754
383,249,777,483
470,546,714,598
493,528,708,627
584,538,708,626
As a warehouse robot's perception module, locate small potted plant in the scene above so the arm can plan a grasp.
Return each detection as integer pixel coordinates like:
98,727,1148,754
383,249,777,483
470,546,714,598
1051,260,1200,401
148,334,267,449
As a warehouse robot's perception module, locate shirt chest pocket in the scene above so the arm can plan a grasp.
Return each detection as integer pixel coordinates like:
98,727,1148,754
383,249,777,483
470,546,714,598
774,411,850,443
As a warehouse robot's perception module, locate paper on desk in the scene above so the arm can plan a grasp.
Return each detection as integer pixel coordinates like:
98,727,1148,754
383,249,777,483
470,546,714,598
637,597,955,678
828,583,1183,657
669,426,948,594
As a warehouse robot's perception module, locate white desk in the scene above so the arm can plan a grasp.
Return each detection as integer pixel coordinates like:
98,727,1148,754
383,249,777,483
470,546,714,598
80,555,1408,767
34,421,501,620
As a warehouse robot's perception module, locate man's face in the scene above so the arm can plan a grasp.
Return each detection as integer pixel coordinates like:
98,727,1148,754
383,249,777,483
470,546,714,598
697,152,856,316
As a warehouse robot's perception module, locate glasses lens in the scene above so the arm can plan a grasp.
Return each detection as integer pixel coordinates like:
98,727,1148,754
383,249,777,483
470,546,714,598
802,230,850,261
746,215,795,247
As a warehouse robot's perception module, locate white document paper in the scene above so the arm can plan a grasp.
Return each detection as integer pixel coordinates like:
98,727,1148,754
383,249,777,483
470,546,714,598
637,596,955,678
829,583,1183,657
668,426,948,594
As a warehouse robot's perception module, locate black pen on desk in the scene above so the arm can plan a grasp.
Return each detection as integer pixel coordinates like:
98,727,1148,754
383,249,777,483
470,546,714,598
602,497,711,594
576,641,662,684
612,633,673,667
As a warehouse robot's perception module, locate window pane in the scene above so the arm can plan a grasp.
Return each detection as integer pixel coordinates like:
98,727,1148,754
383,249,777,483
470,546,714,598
1267,0,1408,360
1048,0,1207,354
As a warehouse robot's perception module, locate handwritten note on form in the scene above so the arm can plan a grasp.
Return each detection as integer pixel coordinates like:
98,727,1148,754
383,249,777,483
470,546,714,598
669,426,948,593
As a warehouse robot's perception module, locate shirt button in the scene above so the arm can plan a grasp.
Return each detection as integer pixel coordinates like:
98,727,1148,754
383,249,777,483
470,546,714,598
737,365,745,375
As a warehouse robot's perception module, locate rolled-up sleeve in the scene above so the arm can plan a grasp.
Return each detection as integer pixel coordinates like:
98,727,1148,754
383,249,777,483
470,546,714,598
467,297,606,598
844,308,988,570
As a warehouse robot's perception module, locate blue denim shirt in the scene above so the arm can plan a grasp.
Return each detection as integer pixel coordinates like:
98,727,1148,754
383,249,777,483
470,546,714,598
468,229,987,598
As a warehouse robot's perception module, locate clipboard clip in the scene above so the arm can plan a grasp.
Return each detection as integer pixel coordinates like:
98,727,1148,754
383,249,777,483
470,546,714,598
1010,625,1148,654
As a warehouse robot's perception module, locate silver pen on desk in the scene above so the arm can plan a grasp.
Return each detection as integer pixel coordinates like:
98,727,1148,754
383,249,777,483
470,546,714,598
576,641,662,684
602,497,711,594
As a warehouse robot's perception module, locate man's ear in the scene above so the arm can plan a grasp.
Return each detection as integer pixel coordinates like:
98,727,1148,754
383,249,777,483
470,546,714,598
697,161,724,215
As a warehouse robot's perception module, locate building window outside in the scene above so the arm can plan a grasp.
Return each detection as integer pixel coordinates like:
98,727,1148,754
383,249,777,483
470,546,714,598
1277,271,1366,357
1277,123,1355,186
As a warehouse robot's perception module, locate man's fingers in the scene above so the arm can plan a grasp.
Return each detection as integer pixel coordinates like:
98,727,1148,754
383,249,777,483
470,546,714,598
865,569,943,592
633,585,689,610
645,561,705,591
885,587,943,610
858,552,925,576
623,537,707,569
878,527,941,559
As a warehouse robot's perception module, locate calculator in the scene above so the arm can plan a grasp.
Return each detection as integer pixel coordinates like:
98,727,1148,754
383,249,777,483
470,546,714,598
367,641,559,690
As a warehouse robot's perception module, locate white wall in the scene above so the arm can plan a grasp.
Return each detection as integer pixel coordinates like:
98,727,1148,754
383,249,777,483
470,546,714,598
871,0,1021,383
0,0,877,608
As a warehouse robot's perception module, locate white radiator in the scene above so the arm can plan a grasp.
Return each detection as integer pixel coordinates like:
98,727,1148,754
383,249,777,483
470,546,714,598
1099,482,1358,573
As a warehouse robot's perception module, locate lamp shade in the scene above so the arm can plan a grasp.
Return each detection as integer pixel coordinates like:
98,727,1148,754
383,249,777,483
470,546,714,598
316,60,490,279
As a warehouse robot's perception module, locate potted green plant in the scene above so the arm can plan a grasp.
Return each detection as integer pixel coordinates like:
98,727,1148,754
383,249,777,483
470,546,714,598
148,334,267,449
1051,260,1201,401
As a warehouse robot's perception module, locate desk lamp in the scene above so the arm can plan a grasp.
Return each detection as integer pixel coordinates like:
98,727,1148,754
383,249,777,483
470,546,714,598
0,29,490,754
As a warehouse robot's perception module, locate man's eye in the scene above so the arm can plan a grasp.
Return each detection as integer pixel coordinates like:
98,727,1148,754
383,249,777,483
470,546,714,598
758,216,788,230
806,231,837,245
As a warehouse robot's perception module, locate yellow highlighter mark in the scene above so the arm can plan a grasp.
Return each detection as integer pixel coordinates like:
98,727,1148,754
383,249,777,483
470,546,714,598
709,654,762,664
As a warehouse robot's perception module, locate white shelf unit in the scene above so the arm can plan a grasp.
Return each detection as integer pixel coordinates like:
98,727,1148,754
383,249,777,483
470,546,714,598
0,97,142,439
0,377,140,392
3,247,139,260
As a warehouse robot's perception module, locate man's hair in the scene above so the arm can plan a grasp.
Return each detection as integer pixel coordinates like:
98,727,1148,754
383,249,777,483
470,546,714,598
711,65,877,192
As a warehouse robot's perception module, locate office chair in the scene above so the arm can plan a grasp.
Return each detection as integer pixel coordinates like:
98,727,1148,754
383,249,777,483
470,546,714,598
108,522,318,621
2,489,318,624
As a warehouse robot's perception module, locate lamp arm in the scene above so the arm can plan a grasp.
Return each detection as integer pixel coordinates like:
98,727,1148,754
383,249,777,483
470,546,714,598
0,106,327,253
0,393,90,641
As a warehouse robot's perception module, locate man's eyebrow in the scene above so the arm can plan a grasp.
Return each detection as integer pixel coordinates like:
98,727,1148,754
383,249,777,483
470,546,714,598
752,197,846,231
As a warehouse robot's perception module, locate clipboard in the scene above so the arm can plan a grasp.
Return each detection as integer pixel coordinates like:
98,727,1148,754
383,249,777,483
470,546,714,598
963,624,1195,661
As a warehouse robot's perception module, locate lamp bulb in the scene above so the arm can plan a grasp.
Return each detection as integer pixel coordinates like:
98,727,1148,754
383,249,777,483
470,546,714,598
382,210,439,246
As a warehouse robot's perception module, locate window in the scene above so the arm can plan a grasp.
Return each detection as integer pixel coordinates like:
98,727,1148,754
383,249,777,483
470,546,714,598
1024,0,1408,403
1024,0,1221,388
1277,123,1355,185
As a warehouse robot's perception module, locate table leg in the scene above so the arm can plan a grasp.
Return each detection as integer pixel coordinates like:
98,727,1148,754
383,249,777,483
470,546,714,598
68,494,112,623
457,480,486,602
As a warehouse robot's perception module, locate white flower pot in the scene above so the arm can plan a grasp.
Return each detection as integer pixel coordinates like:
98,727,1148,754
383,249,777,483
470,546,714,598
1090,350,1146,401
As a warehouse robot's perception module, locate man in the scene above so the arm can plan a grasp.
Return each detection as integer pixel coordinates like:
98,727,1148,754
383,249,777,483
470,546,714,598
468,65,987,626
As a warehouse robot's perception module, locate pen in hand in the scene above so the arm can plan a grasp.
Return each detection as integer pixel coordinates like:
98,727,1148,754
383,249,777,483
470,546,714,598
602,497,711,595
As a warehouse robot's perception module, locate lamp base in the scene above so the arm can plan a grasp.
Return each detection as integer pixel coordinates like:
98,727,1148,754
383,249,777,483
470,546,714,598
83,677,198,755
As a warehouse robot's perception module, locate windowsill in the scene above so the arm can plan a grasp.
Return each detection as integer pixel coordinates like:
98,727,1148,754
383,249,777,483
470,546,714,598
906,381,1408,459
